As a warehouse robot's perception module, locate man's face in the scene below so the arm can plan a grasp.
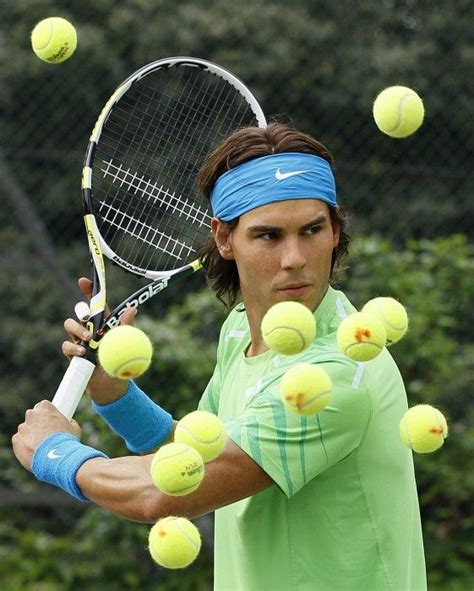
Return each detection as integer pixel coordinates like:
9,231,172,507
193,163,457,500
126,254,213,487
213,199,340,318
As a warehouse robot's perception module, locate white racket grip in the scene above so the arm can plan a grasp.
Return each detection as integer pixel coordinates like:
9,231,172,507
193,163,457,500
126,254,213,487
52,356,96,420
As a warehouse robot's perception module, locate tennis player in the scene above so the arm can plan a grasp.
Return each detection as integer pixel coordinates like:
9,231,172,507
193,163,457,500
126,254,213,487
12,123,427,590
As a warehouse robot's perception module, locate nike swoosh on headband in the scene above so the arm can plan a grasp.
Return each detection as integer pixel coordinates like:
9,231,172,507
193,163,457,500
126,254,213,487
275,169,308,180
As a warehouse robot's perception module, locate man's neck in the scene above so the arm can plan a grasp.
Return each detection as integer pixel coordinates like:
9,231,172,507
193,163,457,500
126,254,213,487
242,285,330,358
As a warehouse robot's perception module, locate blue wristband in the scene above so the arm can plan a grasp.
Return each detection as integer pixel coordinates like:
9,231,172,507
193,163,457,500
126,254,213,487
92,381,173,453
31,432,108,502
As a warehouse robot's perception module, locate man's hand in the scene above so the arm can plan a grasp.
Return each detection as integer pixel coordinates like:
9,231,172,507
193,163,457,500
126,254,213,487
12,400,81,471
62,277,136,404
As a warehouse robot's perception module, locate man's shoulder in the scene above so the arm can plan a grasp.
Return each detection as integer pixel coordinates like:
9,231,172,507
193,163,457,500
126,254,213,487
216,303,249,359
220,302,249,333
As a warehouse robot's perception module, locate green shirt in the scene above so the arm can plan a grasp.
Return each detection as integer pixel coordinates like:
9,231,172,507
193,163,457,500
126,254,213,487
199,286,426,591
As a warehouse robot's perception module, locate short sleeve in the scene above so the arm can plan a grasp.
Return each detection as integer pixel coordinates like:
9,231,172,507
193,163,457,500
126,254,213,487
225,359,371,498
197,363,221,415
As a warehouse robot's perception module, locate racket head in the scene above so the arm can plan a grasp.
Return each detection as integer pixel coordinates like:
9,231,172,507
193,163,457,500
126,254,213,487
83,56,267,280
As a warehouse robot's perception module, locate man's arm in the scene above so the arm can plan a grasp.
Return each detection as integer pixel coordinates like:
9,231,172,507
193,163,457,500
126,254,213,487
12,400,273,522
76,437,273,523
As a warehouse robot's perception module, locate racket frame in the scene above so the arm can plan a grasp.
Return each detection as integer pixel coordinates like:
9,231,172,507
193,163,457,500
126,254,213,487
52,57,266,418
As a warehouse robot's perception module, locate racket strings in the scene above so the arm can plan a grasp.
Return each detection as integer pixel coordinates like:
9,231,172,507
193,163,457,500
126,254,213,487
92,63,259,273
111,71,211,267
97,162,210,262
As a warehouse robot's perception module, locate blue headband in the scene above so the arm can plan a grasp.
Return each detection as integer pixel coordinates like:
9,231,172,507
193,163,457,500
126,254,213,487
210,152,337,221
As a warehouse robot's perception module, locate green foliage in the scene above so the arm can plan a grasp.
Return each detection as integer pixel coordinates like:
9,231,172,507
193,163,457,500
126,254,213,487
0,509,213,591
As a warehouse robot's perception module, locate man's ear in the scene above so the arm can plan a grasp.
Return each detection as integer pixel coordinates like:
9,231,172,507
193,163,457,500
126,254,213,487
211,218,235,260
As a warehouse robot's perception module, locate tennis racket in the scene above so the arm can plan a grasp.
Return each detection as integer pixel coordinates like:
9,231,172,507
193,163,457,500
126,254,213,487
52,56,266,420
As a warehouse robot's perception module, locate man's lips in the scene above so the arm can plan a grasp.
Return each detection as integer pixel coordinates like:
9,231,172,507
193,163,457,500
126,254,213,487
277,283,312,294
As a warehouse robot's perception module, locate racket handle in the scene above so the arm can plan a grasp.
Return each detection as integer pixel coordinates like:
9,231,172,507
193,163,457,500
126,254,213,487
52,356,96,420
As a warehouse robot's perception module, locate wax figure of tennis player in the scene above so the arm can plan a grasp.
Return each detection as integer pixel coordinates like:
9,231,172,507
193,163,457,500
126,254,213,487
13,123,427,590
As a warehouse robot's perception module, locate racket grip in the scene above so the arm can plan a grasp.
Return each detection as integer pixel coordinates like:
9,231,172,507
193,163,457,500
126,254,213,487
52,356,96,420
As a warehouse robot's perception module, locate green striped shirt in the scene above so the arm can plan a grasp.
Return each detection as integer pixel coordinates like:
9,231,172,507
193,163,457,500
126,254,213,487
199,286,426,591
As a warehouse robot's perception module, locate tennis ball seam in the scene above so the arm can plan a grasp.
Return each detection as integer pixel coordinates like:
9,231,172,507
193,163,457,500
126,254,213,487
344,340,383,354
400,405,447,453
285,389,331,410
263,326,306,350
33,22,54,50
177,424,223,445
150,518,200,568
379,308,408,332
387,93,417,133
174,521,201,551
152,447,200,463
114,356,151,372
430,408,446,438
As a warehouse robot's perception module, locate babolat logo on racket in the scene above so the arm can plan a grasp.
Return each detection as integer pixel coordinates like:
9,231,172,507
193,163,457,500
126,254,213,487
112,257,145,274
105,280,170,329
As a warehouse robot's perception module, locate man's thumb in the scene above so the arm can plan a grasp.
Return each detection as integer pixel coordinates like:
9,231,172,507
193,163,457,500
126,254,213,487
78,277,93,299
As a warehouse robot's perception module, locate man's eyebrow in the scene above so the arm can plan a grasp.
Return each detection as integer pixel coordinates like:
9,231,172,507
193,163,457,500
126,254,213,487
246,214,328,234
300,214,328,230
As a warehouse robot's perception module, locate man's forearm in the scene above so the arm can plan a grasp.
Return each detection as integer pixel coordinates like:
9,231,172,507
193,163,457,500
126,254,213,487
76,454,163,523
75,439,273,524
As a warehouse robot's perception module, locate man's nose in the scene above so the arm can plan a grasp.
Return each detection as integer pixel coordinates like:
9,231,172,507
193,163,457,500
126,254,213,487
280,237,307,270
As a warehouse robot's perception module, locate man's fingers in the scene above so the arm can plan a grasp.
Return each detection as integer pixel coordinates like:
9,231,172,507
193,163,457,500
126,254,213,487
120,307,137,325
64,318,91,343
62,340,86,360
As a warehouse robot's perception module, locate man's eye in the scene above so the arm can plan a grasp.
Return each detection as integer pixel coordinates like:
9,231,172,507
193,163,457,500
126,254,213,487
305,225,322,235
259,232,279,240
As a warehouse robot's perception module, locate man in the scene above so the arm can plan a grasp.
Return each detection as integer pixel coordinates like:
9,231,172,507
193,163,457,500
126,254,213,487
12,123,427,590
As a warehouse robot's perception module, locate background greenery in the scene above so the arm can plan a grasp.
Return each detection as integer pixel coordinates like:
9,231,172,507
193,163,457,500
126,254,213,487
0,0,472,589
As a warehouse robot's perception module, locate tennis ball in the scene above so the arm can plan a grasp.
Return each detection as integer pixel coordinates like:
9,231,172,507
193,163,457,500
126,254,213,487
336,312,386,362
175,411,227,463
280,363,332,415
148,516,201,569
373,86,424,138
98,325,152,380
31,17,77,64
261,301,316,355
399,405,448,453
150,442,204,496
362,297,409,345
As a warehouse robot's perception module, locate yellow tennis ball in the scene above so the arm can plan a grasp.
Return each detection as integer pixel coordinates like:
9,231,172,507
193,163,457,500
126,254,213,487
261,301,316,355
280,363,332,415
98,325,153,380
148,516,201,569
31,17,77,64
373,86,424,138
174,411,227,463
362,297,409,345
150,442,204,496
399,405,448,453
336,312,387,362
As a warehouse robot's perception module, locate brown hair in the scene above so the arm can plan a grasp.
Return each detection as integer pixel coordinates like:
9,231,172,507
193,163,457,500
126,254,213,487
198,122,351,308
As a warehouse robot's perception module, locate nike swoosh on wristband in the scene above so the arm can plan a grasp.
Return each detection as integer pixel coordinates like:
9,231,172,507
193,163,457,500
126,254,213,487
275,168,308,180
47,449,64,459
